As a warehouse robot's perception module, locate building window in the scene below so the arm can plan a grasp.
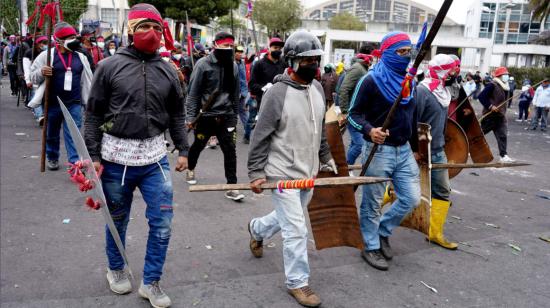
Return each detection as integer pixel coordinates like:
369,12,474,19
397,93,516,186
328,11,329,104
374,0,391,11
309,10,321,19
393,1,409,23
339,0,354,13
322,4,337,20
101,8,117,26
374,11,390,21
410,6,425,24
356,0,373,19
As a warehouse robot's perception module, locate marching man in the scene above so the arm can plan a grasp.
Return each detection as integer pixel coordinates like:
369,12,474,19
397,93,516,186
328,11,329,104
348,32,421,271
415,54,459,249
247,31,337,307
85,4,188,307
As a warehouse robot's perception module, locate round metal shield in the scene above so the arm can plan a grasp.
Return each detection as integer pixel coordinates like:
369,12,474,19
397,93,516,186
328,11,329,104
444,118,469,179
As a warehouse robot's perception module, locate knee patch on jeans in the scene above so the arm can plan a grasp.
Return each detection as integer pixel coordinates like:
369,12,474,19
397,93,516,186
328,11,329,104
108,200,127,221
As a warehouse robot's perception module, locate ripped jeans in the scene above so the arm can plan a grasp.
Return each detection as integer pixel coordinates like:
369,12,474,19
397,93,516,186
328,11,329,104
101,156,173,284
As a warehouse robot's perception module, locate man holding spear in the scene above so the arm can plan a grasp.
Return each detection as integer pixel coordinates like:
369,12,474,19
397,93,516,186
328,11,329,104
30,21,93,170
347,31,421,271
247,31,337,307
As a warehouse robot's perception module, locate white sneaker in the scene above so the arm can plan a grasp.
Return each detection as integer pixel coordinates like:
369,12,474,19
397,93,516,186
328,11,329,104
106,269,132,294
139,281,172,308
225,190,245,201
186,170,197,185
500,155,515,163
349,170,355,177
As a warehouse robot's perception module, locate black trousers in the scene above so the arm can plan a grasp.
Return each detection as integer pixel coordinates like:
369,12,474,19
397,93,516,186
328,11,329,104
188,116,237,184
7,65,18,94
481,113,508,157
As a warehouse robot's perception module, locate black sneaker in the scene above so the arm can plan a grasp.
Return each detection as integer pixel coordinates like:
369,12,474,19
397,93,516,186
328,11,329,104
47,160,59,171
243,137,250,144
379,236,393,260
361,250,389,271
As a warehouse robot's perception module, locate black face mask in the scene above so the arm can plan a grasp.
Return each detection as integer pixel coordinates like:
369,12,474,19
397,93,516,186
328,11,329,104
270,50,282,60
214,48,234,64
296,63,318,83
445,76,456,87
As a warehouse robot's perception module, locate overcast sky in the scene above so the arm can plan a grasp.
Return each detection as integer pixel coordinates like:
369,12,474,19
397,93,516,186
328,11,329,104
301,0,476,24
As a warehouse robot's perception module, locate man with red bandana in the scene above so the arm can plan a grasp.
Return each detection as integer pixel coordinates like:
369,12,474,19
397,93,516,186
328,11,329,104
84,4,189,307
185,31,243,202
348,32,420,271
30,22,93,170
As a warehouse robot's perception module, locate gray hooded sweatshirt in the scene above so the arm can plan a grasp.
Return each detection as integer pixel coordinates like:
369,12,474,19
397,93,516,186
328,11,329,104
248,71,333,182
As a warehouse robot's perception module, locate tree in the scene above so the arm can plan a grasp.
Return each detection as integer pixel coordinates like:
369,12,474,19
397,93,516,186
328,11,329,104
0,0,88,34
329,12,365,31
128,0,240,25
253,0,301,38
529,0,550,21
216,13,245,32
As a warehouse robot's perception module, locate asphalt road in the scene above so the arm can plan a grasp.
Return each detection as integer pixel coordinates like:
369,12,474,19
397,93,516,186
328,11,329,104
1,77,549,308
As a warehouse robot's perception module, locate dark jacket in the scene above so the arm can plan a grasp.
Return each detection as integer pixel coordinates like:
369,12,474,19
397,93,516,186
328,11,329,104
248,56,286,107
321,71,338,103
84,46,189,161
478,81,509,115
348,74,418,151
339,62,368,113
185,53,240,127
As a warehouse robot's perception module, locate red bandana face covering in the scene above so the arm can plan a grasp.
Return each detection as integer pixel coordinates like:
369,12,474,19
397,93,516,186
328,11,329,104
133,30,161,54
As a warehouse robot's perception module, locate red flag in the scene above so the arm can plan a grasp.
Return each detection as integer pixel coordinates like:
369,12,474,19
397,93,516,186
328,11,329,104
38,2,63,28
26,1,43,26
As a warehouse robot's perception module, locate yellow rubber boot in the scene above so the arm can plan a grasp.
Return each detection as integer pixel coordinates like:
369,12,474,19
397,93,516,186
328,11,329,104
381,184,396,206
428,198,458,250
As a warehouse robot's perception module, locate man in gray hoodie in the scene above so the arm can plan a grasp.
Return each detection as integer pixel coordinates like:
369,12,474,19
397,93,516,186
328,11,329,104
246,31,336,308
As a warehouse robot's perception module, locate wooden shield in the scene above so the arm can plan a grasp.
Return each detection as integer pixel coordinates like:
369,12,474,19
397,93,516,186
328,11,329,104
307,107,364,251
453,99,494,163
397,123,431,235
444,118,469,179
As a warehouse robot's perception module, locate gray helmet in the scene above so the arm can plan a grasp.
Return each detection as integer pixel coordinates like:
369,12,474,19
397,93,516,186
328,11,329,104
284,31,323,69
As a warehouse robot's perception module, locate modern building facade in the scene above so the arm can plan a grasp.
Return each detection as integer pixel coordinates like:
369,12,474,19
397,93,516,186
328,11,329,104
462,0,550,69
303,0,459,31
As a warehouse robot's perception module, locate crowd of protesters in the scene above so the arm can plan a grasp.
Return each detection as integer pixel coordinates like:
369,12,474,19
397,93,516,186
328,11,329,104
1,4,549,307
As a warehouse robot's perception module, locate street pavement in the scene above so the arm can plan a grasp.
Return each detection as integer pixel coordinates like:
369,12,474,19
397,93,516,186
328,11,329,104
1,77,549,308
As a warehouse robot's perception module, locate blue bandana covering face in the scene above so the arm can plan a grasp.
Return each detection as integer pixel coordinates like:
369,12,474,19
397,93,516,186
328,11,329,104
371,32,414,104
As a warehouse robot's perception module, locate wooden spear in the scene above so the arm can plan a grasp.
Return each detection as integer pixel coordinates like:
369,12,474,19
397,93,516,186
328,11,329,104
478,79,544,122
40,0,54,172
355,0,454,191
189,176,390,192
348,162,530,170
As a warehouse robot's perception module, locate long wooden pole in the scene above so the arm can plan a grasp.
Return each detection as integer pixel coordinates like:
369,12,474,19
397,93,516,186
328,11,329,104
478,79,544,122
40,0,56,172
355,0,454,191
348,162,529,170
189,176,390,192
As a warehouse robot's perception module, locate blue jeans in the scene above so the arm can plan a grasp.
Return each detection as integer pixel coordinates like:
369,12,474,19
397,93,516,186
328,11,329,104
244,98,258,140
250,188,313,289
530,106,548,129
102,156,174,284
346,123,364,165
238,95,248,128
359,141,420,250
431,150,450,201
46,103,81,163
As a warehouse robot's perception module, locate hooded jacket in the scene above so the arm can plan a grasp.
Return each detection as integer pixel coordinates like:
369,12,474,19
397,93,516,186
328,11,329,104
185,52,239,127
338,61,368,113
248,71,332,182
84,46,188,161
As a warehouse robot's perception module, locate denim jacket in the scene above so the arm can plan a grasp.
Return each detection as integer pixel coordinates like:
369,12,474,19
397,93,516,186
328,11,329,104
237,59,248,98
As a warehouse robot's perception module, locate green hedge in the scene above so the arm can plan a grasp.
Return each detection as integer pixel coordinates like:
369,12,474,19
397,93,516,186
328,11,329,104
507,67,550,88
